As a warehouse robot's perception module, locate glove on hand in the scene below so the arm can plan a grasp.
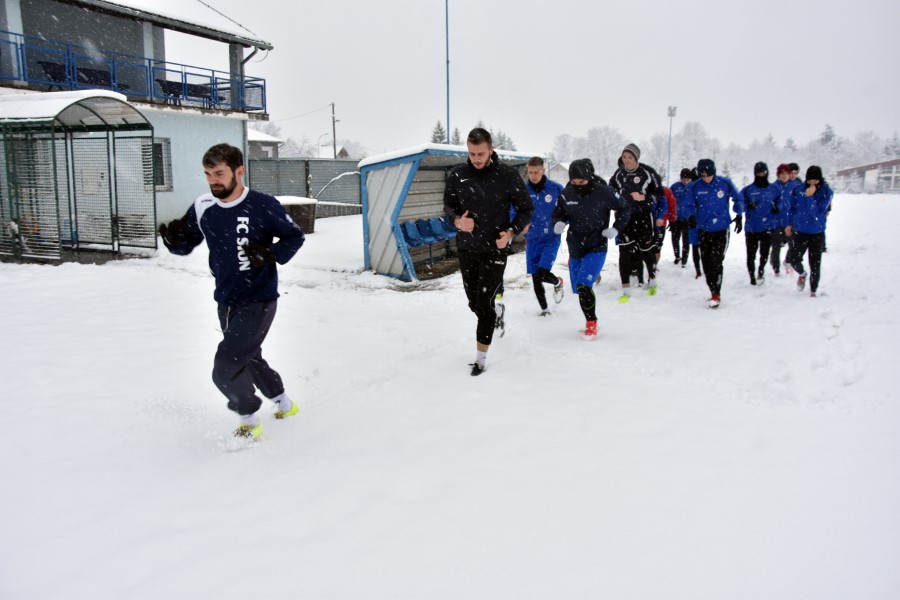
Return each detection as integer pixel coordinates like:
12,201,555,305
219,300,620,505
688,215,697,229
747,201,757,210
159,217,188,246
242,242,276,268
602,227,618,239
771,204,780,215
733,215,743,234
553,221,566,235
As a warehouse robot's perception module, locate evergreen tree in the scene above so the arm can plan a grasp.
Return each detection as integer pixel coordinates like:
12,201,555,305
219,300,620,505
451,128,462,145
884,132,900,157
431,120,447,143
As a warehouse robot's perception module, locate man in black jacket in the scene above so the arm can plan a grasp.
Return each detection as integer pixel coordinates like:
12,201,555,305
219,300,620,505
609,143,663,301
444,127,534,376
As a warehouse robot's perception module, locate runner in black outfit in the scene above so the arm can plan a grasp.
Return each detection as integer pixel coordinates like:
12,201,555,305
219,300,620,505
444,127,533,376
609,143,663,302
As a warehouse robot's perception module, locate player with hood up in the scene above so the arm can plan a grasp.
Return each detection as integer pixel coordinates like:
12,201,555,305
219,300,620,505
552,159,631,338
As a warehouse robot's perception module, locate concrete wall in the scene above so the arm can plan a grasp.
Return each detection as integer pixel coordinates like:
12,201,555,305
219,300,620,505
139,106,246,223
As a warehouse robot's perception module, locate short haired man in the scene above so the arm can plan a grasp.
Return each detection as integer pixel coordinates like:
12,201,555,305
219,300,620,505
443,128,534,375
159,144,306,438
523,156,566,316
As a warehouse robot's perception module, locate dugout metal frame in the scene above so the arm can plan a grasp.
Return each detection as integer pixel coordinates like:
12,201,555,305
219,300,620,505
0,91,156,261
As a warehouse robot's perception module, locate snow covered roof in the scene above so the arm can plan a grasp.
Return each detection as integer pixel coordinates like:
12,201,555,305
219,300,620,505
0,90,152,131
358,143,534,169
247,128,282,143
74,0,273,50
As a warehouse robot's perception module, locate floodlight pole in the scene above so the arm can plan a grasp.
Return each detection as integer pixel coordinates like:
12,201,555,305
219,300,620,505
445,0,451,144
667,106,677,185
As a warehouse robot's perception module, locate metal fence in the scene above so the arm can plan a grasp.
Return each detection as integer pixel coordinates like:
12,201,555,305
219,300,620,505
248,158,361,218
0,129,156,261
0,29,266,112
0,132,64,259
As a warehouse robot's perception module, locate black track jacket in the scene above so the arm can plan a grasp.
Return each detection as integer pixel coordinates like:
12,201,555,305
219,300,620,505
443,152,533,253
552,177,631,259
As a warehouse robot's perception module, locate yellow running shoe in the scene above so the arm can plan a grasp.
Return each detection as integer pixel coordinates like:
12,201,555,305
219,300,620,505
618,293,631,304
275,401,299,420
234,422,263,439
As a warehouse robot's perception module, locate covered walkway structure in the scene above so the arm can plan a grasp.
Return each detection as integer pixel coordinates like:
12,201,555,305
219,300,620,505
0,90,155,260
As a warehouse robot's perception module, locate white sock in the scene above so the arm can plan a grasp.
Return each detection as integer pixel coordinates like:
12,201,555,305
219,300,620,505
240,413,259,427
270,392,293,412
475,351,487,368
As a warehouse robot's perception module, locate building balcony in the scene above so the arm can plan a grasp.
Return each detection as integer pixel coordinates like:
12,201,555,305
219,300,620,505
0,29,266,113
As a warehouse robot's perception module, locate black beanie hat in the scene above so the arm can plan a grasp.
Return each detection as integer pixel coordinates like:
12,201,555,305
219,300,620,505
697,158,716,177
754,161,768,174
805,165,823,181
679,168,692,179
569,158,595,181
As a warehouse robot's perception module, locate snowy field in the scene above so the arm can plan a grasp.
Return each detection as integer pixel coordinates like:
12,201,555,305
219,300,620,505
1,194,898,599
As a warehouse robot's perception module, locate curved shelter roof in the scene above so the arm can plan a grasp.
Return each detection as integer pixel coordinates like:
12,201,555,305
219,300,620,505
0,91,152,132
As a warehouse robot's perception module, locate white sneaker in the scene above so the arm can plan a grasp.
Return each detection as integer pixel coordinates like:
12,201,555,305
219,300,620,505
552,277,564,303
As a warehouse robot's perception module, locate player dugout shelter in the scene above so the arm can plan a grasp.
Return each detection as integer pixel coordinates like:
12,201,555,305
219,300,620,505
359,143,532,281
0,90,156,261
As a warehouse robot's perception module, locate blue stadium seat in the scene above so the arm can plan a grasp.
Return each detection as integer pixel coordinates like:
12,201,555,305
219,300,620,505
432,216,456,239
439,216,458,238
417,218,445,241
403,220,427,247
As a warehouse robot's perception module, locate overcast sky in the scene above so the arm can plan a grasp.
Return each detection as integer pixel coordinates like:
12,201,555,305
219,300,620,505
167,0,900,157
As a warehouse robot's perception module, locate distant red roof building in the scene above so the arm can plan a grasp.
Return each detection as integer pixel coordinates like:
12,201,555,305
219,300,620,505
836,159,900,193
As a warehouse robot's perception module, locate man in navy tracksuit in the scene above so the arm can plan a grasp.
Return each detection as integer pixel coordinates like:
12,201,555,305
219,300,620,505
552,159,631,337
159,144,306,438
740,162,782,286
444,128,533,376
681,158,745,308
523,156,565,315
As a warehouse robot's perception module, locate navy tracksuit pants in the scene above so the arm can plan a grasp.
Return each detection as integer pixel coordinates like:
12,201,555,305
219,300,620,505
213,300,285,416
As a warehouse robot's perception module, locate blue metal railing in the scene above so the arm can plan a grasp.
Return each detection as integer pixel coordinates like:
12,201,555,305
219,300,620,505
0,29,266,112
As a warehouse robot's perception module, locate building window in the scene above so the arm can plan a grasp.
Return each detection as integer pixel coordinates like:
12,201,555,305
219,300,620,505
143,138,172,192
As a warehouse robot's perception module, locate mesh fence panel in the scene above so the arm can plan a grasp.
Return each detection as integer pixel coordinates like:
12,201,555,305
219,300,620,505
71,136,113,245
114,136,157,248
248,159,308,196
249,158,361,218
0,132,63,260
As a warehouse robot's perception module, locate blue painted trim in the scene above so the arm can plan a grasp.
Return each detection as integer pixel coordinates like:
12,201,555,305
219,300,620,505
361,169,371,270
390,156,424,280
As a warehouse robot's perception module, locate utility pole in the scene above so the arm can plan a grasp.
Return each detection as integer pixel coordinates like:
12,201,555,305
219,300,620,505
667,106,677,185
445,0,450,143
331,102,339,158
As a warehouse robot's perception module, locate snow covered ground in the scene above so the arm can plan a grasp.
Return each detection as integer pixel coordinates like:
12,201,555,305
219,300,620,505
1,194,898,599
